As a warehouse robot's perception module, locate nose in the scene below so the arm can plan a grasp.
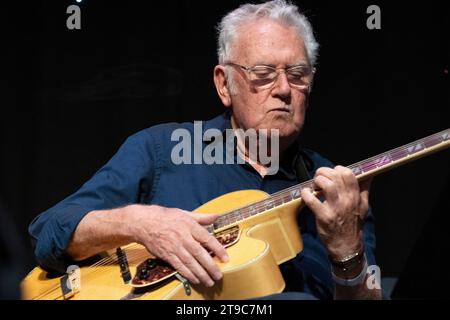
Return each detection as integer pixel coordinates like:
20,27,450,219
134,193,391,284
271,71,291,100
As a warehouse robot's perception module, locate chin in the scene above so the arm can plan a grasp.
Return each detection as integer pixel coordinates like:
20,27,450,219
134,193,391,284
271,119,302,135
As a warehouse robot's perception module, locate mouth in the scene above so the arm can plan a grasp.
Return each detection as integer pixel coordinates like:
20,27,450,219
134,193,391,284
269,107,291,113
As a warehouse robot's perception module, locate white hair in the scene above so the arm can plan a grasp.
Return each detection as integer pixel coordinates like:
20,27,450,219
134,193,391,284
217,0,319,66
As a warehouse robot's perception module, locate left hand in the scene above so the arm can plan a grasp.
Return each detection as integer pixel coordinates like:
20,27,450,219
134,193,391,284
300,165,371,260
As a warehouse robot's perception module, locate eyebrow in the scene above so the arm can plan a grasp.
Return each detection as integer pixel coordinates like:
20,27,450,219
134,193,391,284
287,62,310,68
251,61,310,68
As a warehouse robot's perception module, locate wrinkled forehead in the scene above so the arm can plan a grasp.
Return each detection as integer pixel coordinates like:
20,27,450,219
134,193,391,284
230,18,309,66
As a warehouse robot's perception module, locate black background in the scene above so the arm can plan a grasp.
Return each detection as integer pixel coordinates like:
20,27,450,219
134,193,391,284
1,0,449,297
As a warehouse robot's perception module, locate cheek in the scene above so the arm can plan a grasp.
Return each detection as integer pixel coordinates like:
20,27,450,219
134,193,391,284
256,92,270,107
237,93,267,119
293,94,307,115
231,95,266,129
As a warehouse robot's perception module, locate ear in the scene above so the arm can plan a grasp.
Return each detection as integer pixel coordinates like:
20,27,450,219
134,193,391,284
213,65,232,107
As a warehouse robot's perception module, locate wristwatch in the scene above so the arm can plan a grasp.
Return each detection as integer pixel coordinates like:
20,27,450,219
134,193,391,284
329,246,365,273
332,256,368,287
330,246,368,287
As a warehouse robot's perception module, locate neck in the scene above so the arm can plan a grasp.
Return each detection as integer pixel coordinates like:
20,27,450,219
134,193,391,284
231,116,292,177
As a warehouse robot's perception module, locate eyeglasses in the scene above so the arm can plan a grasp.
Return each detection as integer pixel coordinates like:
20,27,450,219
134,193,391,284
223,62,315,90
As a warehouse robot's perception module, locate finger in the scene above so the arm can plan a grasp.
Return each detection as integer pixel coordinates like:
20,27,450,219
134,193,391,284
165,253,201,285
185,235,224,282
359,177,373,211
318,166,352,197
189,212,220,226
315,167,341,183
192,224,229,263
301,187,325,216
334,166,359,208
177,246,216,287
335,165,359,193
314,175,339,204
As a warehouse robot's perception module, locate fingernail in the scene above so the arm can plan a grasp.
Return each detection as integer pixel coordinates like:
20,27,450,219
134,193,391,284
214,272,223,281
207,280,215,287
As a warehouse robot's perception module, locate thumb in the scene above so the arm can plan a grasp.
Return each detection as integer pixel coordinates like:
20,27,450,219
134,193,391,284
188,212,220,225
359,177,373,209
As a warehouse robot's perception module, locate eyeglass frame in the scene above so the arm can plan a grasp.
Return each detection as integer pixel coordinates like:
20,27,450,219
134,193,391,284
222,62,316,90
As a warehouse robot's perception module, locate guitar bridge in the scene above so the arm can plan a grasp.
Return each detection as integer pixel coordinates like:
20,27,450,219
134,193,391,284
60,265,81,299
116,247,132,284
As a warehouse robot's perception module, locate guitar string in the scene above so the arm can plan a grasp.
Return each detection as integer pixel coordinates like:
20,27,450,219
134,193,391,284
215,130,450,229
34,245,150,299
346,129,448,171
34,129,450,299
36,231,237,299
36,238,201,299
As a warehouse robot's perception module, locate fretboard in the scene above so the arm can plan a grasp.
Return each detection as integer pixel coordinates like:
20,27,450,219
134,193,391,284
213,128,450,231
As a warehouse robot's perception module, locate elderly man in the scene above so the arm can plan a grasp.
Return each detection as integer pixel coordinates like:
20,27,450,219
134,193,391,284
29,0,381,299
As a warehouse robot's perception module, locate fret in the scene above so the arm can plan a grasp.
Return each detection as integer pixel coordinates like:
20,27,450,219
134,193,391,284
273,197,284,206
389,147,409,161
220,215,228,225
290,188,301,199
210,128,450,232
282,193,292,203
374,154,392,168
423,135,442,148
360,160,378,173
265,199,275,210
214,216,227,229
222,216,231,225
406,142,425,155
351,165,363,176
230,211,239,223
248,205,257,216
240,209,251,219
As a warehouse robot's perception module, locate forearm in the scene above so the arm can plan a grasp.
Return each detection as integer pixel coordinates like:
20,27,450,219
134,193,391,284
66,205,138,261
66,204,228,287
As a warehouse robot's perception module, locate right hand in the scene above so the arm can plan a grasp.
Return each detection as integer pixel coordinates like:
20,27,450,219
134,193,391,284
126,204,229,287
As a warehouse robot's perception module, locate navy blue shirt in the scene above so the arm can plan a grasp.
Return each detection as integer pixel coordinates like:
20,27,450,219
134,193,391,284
29,112,376,299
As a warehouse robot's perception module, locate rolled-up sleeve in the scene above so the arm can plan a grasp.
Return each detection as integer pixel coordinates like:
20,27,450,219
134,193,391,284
28,130,158,273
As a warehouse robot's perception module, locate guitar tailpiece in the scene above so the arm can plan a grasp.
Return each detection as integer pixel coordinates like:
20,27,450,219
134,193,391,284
116,247,132,284
175,274,191,296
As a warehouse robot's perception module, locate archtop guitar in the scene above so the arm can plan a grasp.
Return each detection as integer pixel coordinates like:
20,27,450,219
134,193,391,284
22,128,450,300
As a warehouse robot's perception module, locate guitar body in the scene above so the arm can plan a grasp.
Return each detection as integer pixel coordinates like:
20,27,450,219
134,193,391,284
22,189,305,300
22,128,450,299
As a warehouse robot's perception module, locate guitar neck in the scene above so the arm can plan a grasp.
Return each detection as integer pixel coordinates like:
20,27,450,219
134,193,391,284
213,128,450,231
349,128,450,181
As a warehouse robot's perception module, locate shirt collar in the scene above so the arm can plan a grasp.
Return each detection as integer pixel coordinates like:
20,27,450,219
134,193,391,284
202,110,302,180
202,110,232,135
